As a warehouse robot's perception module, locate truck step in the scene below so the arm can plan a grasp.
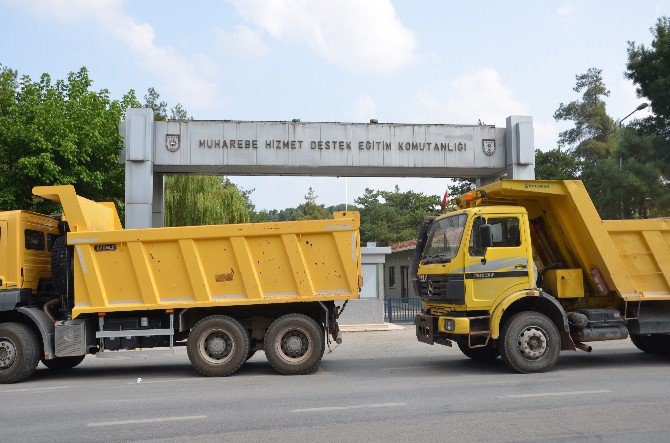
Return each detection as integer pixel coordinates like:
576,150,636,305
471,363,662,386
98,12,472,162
96,329,174,338
96,349,175,358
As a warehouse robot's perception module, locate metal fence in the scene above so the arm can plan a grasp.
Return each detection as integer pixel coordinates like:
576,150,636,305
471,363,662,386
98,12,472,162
384,297,421,323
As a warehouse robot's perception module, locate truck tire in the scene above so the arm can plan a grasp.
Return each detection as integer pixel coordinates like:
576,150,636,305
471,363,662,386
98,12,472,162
630,334,670,356
41,355,85,371
499,311,560,373
51,236,68,296
0,323,40,383
264,314,325,375
458,341,499,360
187,315,249,377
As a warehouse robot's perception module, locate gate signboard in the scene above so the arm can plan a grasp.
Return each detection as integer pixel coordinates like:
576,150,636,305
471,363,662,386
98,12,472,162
121,109,535,228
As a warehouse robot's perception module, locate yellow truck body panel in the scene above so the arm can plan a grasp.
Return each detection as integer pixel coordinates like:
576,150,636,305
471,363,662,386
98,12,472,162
32,186,362,318
457,180,670,302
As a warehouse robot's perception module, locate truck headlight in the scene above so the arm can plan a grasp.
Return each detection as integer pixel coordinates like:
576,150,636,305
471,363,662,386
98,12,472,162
444,319,455,331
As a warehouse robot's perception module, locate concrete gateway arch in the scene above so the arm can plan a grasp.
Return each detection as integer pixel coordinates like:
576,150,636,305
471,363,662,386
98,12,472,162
120,109,535,229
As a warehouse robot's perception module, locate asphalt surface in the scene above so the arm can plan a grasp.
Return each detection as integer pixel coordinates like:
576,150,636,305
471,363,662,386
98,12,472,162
2,327,670,442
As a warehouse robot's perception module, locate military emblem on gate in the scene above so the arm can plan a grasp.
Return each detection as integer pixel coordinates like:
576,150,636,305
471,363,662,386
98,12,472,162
482,139,496,156
165,134,180,152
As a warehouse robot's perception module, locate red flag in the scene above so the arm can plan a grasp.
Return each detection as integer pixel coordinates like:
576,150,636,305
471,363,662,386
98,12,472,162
441,190,449,210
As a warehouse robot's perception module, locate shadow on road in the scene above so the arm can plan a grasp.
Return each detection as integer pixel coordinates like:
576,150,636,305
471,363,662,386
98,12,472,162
26,348,670,382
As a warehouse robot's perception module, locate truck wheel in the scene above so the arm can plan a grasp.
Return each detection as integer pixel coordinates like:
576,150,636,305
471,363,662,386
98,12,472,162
187,315,249,377
264,314,325,375
458,341,499,360
41,355,85,371
631,334,670,356
0,323,40,383
499,311,560,374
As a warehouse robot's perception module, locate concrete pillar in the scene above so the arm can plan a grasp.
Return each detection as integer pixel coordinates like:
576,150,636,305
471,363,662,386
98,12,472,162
124,109,154,229
505,116,535,179
476,176,498,188
152,174,165,228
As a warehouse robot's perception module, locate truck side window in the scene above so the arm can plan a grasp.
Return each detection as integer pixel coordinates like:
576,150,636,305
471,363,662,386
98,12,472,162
25,229,45,251
469,216,484,256
488,218,521,247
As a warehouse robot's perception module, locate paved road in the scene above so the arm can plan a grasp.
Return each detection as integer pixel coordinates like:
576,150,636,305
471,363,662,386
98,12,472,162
2,327,670,442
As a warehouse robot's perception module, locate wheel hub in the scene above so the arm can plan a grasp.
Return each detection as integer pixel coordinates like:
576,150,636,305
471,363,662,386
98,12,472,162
281,331,308,358
517,327,548,360
205,333,232,360
0,339,16,369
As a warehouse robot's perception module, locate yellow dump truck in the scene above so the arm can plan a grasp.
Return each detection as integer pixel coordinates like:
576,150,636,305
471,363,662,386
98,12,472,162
0,186,361,383
415,180,670,373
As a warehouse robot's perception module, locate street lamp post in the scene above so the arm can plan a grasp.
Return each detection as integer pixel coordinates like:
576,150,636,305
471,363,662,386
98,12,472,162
617,103,649,219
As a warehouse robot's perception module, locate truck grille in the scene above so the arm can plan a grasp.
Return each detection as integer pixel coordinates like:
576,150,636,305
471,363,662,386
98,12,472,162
417,274,465,305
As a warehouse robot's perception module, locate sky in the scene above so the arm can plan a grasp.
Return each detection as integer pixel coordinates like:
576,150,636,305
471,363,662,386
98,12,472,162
1,0,667,210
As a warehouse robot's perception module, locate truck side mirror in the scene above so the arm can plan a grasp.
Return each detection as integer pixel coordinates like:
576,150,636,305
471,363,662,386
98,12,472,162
480,224,493,250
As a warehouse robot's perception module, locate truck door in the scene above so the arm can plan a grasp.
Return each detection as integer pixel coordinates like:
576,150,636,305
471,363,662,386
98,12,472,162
465,214,531,309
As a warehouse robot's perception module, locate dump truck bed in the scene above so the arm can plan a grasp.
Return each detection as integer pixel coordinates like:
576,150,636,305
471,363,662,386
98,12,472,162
32,186,362,318
460,180,670,302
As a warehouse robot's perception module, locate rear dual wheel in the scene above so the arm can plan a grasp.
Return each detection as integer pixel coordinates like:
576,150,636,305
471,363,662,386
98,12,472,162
264,314,325,375
631,334,670,356
41,355,85,371
187,315,249,377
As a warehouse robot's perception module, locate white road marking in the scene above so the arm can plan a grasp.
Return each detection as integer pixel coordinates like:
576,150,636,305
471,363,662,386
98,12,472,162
382,366,427,371
0,386,69,394
124,377,213,385
87,415,207,427
292,402,406,413
497,389,610,399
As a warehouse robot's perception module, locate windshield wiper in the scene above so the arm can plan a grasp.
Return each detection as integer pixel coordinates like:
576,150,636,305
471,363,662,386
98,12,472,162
421,253,451,264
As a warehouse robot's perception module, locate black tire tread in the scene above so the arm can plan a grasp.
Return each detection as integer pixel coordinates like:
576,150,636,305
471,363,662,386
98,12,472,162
499,311,560,374
630,334,670,356
0,322,40,384
41,355,85,371
187,315,249,377
264,313,325,375
458,341,499,360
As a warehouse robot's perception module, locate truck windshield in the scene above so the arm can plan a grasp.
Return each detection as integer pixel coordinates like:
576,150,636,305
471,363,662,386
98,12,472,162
422,214,467,264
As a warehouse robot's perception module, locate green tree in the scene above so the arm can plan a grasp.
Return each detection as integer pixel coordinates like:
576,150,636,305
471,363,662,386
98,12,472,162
534,148,579,180
355,186,440,245
297,187,329,220
611,128,670,218
0,64,136,214
164,176,250,226
626,17,670,124
554,68,617,163
626,16,670,180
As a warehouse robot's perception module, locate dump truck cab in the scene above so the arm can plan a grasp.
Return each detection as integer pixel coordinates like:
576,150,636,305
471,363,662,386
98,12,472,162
416,179,670,373
0,210,60,297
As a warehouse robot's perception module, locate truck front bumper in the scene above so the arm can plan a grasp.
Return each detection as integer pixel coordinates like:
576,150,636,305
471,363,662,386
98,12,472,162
416,314,438,344
416,314,469,346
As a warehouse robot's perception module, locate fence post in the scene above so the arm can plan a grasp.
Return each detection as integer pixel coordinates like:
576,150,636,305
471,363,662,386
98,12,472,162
387,299,393,323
